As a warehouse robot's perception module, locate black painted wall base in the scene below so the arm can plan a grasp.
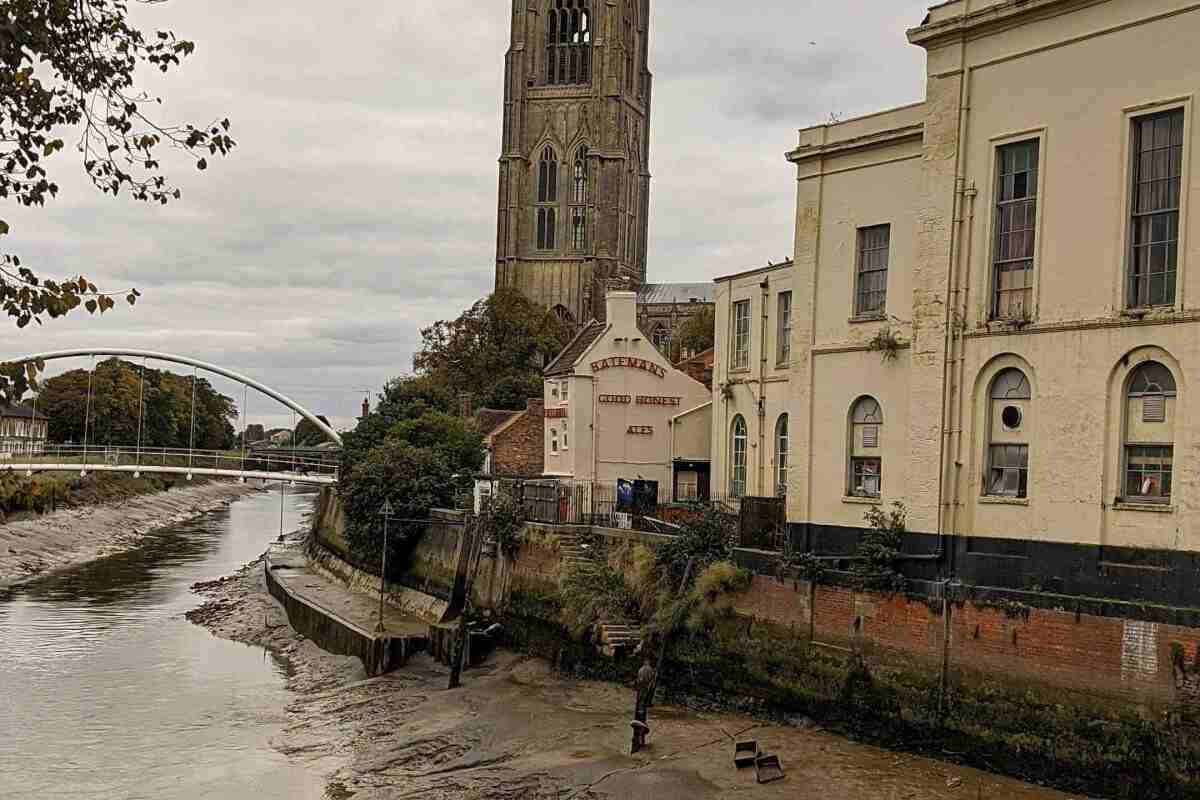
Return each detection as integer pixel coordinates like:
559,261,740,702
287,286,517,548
784,522,1200,611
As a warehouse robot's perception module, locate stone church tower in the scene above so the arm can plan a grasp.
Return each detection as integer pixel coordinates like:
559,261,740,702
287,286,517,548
495,0,652,326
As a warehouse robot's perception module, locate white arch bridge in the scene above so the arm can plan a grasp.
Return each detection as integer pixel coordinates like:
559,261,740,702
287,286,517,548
1,348,343,487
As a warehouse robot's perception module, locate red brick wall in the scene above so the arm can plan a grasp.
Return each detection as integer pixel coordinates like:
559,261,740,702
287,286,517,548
733,575,1200,707
492,399,544,477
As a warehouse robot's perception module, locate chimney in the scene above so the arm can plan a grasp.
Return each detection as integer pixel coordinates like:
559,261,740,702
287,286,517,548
605,290,638,333
458,391,473,419
526,397,544,416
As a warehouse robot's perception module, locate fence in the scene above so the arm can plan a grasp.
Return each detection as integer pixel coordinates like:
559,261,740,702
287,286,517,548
483,478,737,533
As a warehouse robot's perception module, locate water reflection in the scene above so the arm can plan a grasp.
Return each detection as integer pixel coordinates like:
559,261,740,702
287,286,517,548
0,488,325,800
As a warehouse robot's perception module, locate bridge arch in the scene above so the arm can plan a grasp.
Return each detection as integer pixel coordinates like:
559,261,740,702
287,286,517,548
7,348,343,448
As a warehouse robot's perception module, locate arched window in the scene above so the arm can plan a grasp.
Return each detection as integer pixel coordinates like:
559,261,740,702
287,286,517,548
986,368,1031,498
545,0,591,86
775,414,789,497
1123,361,1177,502
570,146,588,250
624,0,636,93
551,304,575,327
849,397,882,498
536,146,558,250
730,416,748,498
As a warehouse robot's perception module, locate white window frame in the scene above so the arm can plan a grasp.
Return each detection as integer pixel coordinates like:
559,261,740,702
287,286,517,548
776,292,792,366
731,300,751,370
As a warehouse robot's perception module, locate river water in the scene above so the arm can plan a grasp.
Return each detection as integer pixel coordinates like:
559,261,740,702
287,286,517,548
0,489,325,800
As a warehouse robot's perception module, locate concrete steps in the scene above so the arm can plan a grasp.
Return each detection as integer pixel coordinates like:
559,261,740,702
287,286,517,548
598,622,644,658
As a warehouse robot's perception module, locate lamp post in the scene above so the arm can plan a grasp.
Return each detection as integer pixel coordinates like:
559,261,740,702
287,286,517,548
376,499,394,634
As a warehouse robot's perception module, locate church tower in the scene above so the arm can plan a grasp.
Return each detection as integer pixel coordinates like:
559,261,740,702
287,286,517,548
495,0,652,326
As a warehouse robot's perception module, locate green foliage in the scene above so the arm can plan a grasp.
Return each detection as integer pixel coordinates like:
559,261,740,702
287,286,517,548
559,561,641,639
866,326,905,363
786,551,827,582
339,441,458,581
477,492,525,559
669,305,715,361
337,376,484,573
36,358,236,449
0,0,233,343
682,561,751,630
293,415,333,447
412,288,572,411
0,470,186,519
854,502,908,592
655,505,738,585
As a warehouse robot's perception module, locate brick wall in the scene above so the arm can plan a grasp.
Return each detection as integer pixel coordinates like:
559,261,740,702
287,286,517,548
733,572,1200,708
492,399,544,477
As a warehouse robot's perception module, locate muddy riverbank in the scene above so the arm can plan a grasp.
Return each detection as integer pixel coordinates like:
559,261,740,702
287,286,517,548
191,561,1085,800
0,480,262,588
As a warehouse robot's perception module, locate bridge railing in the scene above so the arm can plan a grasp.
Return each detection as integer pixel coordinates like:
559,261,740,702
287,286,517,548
2,444,340,480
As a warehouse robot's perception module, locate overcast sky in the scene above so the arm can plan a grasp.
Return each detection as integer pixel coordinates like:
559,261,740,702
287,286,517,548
6,1,931,433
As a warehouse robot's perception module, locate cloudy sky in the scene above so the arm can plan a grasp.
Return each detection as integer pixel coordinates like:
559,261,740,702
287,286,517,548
6,0,931,433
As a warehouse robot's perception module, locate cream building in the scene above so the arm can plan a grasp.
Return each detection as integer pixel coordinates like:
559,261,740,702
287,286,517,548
715,0,1200,598
711,260,795,501
543,291,711,499
0,405,48,457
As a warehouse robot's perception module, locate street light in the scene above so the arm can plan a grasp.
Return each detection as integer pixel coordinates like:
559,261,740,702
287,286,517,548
376,499,394,634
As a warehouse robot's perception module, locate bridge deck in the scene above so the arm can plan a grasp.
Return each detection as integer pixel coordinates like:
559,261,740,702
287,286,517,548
0,463,337,486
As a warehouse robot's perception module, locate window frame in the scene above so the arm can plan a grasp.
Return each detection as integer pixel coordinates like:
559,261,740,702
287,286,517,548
536,145,559,251
775,414,789,497
731,299,751,370
776,291,792,366
991,139,1040,321
984,368,1032,499
1120,360,1178,504
1126,107,1186,309
730,415,748,499
848,397,884,499
854,224,890,318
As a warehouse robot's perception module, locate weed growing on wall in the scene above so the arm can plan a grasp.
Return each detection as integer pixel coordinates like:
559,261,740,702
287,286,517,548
855,502,908,592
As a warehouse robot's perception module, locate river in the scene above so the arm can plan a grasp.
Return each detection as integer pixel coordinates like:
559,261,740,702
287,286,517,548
0,489,325,800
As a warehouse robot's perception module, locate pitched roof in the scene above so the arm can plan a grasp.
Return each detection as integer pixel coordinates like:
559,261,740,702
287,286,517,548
0,405,46,421
544,320,605,377
475,408,521,437
637,283,715,305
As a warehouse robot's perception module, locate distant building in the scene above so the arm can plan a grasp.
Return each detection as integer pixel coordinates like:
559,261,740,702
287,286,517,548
636,282,715,360
675,347,715,391
0,405,48,457
473,400,546,513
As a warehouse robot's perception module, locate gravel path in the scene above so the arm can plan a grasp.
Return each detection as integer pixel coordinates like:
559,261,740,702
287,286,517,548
0,480,261,589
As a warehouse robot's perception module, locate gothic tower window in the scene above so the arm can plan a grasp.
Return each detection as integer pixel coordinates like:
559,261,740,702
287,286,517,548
624,0,636,93
546,0,591,86
570,146,588,250
537,146,558,250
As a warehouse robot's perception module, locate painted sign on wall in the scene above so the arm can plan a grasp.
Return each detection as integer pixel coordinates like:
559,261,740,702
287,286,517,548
591,356,666,379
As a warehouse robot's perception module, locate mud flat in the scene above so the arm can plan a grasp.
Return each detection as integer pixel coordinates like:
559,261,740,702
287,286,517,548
0,480,261,589
190,561,1084,800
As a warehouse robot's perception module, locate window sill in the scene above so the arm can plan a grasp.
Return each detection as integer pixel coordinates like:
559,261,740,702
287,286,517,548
979,495,1029,506
728,367,752,376
1113,501,1174,513
843,495,882,505
848,314,887,324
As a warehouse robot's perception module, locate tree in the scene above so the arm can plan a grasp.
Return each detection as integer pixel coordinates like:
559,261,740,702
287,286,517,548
38,358,236,449
293,415,332,447
0,0,234,399
671,306,715,362
413,288,571,411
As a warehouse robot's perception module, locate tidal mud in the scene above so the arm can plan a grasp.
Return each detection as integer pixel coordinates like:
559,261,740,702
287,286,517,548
191,561,1085,800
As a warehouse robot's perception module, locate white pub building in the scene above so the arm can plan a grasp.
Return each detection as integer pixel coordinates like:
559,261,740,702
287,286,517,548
543,291,711,499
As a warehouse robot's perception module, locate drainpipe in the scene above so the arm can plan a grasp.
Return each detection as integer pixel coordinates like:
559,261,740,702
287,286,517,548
758,277,770,494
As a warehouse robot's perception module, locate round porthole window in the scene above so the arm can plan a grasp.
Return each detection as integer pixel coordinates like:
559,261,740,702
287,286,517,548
1001,405,1023,430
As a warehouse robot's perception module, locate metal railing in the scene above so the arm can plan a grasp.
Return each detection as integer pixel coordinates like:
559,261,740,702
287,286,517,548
0,444,339,483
